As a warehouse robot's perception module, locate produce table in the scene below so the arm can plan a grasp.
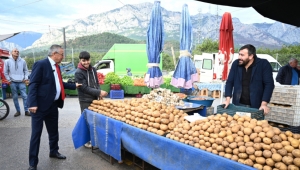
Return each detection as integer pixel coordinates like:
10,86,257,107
72,109,255,170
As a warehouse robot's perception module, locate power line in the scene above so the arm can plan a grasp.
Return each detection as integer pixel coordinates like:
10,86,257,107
0,0,43,13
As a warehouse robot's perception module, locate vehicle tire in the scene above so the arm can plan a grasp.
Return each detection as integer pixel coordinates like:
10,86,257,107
0,99,10,120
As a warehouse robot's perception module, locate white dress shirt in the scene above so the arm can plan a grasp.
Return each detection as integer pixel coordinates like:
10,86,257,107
48,57,61,100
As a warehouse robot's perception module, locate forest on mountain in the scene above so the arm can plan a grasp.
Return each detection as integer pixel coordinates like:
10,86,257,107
21,32,300,71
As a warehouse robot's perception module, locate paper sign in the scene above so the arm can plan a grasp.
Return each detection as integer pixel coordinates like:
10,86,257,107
236,112,251,117
184,113,208,122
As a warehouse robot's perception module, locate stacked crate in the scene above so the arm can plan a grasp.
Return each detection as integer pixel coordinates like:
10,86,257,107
266,86,300,126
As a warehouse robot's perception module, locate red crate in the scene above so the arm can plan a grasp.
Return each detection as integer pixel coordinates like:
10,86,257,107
110,84,121,90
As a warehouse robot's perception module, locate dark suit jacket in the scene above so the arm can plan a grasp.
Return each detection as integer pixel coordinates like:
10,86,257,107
225,57,275,109
276,64,300,85
27,58,76,112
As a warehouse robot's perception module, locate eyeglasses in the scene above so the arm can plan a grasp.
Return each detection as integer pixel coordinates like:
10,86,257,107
56,52,64,56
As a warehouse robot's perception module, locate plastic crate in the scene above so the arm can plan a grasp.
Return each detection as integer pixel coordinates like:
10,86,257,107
270,86,300,106
182,96,214,107
110,84,121,90
110,90,124,99
265,105,300,126
217,104,264,120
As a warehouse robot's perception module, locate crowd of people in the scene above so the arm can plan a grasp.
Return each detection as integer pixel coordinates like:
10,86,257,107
1,44,299,170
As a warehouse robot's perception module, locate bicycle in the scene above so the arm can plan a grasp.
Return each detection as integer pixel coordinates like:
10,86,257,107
0,98,9,120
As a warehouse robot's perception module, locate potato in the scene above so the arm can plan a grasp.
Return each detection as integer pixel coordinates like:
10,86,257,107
249,154,256,161
282,156,294,165
237,141,245,147
245,147,255,155
272,135,282,143
285,145,295,153
244,128,252,135
244,135,250,142
256,157,266,165
266,130,275,138
263,137,272,145
291,139,300,148
229,142,237,149
273,143,284,150
280,133,288,141
292,149,300,158
235,136,244,143
254,126,263,133
224,153,232,159
259,132,266,138
285,131,293,137
288,165,300,170
265,158,275,167
272,153,283,162
227,135,234,143
206,147,212,152
216,145,224,152
218,152,225,157
254,137,262,143
278,148,288,156
238,159,245,164
225,147,233,154
231,125,240,133
244,159,254,166
263,150,272,158
231,155,239,161
233,148,240,156
293,134,300,139
255,150,263,157
245,142,254,147
238,153,248,159
282,141,291,146
253,143,262,151
294,158,300,167
238,146,246,153
263,165,272,170
160,124,168,131
275,162,287,170
253,164,263,170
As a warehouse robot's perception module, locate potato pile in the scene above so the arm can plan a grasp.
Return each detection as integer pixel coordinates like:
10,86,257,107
166,113,300,170
88,98,188,136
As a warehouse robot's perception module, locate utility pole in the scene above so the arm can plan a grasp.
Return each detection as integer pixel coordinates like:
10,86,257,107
63,27,66,61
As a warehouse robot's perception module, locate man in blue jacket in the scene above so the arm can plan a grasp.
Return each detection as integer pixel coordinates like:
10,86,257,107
27,44,81,170
276,58,300,85
224,44,274,115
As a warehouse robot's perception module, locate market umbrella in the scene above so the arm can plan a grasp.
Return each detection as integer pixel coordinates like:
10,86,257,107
0,32,20,42
171,4,198,89
219,12,234,81
144,1,165,88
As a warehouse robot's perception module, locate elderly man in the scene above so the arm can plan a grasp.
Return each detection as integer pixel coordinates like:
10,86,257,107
276,58,300,85
4,48,30,117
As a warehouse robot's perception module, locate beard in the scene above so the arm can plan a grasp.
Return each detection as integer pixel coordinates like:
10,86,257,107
238,58,250,66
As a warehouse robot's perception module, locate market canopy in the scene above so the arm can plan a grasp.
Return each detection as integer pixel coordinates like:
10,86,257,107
195,0,300,27
0,32,20,42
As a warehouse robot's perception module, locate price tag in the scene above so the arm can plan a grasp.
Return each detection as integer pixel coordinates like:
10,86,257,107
236,112,251,117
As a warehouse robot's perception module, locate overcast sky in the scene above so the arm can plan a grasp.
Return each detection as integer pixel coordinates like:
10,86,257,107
0,0,276,34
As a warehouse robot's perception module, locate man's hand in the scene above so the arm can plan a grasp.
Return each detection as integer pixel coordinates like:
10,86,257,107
75,83,82,88
100,90,108,98
259,101,270,115
223,97,231,108
29,107,38,114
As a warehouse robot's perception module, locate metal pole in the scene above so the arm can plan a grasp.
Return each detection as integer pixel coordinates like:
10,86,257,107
72,48,74,65
63,27,66,61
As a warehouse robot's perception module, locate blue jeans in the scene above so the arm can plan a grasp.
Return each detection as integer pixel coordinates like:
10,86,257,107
10,82,28,112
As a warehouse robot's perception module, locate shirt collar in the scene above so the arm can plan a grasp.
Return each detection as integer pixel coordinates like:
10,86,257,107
48,57,56,66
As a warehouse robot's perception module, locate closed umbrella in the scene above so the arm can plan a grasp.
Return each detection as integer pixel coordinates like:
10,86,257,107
171,4,198,89
144,1,165,88
219,12,234,81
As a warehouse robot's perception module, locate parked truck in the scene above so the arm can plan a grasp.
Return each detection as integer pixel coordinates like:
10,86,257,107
194,53,282,83
94,44,162,76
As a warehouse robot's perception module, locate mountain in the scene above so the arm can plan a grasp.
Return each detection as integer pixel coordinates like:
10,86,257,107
28,2,299,50
5,31,42,49
0,41,23,51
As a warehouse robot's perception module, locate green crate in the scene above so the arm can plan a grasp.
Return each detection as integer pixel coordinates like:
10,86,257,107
217,104,264,120
122,85,151,94
100,84,110,93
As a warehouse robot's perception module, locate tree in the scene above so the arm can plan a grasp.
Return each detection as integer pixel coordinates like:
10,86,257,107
193,38,219,55
162,53,176,71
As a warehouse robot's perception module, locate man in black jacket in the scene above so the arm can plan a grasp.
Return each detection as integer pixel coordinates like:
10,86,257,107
276,58,300,85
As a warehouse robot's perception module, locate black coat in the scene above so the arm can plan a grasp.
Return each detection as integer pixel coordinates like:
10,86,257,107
75,65,100,103
276,64,300,85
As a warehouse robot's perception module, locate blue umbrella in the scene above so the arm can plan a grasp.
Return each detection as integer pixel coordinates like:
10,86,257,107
144,1,165,88
171,4,198,89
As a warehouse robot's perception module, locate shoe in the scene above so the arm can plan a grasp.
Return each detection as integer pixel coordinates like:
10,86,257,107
28,166,37,170
14,112,20,117
49,152,66,159
25,111,31,116
84,142,92,148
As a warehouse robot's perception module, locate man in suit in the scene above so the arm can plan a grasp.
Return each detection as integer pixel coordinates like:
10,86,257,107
27,44,81,170
224,44,274,115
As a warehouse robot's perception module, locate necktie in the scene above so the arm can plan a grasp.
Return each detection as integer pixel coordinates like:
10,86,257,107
55,64,65,100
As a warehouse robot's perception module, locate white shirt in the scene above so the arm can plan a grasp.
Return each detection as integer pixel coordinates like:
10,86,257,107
48,57,61,100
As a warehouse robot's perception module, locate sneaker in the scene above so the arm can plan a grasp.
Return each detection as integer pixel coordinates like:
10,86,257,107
25,111,31,116
14,112,21,117
84,142,92,148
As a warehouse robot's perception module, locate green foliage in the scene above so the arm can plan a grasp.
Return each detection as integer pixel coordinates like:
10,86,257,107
193,39,219,55
104,72,121,84
163,77,171,88
120,76,134,86
162,53,176,71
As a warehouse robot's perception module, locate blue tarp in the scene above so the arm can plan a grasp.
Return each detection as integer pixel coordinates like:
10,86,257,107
72,109,255,170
